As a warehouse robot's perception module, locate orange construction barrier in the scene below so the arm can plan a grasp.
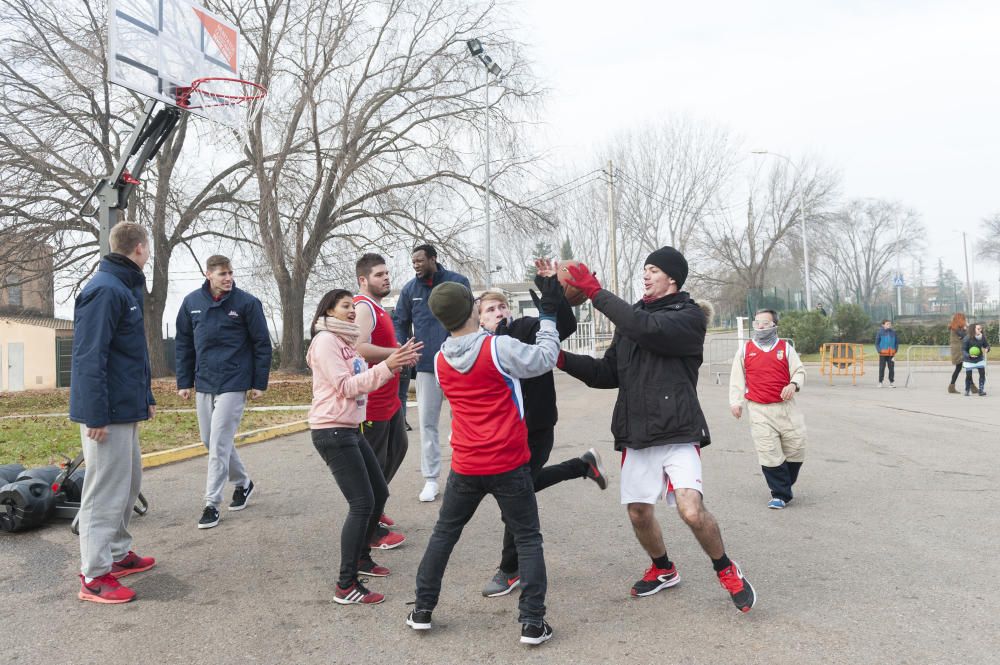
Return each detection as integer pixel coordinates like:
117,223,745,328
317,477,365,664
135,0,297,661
819,343,865,385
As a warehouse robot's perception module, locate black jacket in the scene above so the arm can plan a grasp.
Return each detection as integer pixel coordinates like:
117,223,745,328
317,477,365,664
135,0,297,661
494,298,577,430
561,290,711,451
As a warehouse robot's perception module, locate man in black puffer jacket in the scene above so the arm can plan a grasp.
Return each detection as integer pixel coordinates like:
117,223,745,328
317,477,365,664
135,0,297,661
476,259,608,598
559,247,756,613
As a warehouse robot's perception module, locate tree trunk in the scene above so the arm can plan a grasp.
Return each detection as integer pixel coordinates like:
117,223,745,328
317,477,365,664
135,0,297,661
145,233,173,378
277,275,307,372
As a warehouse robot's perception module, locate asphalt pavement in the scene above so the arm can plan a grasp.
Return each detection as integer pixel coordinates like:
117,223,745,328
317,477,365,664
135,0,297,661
1,364,997,664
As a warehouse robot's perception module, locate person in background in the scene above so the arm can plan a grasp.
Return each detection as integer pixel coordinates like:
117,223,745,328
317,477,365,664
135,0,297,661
948,313,969,394
874,319,899,388
962,322,990,397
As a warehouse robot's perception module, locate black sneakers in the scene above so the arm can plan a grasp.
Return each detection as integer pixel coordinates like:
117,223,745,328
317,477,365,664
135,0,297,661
198,505,220,529
406,609,432,630
520,621,554,645
717,561,756,613
631,563,681,597
230,480,255,511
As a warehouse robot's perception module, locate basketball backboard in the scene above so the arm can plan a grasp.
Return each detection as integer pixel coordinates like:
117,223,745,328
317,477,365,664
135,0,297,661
108,0,252,130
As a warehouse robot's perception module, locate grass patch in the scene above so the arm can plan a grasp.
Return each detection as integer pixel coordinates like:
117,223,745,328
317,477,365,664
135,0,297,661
0,409,307,468
797,343,919,363
0,375,313,418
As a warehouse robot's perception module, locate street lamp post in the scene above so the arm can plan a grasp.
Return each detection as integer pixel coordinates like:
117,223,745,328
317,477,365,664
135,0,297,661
466,39,503,288
751,150,812,311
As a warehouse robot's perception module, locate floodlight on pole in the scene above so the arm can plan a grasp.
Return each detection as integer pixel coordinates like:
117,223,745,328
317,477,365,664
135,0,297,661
751,150,813,311
467,38,504,288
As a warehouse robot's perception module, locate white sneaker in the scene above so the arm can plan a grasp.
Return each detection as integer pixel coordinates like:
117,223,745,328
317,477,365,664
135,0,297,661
419,480,439,502
877,382,883,388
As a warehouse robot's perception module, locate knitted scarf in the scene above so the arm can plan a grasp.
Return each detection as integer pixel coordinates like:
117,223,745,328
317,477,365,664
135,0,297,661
314,316,359,347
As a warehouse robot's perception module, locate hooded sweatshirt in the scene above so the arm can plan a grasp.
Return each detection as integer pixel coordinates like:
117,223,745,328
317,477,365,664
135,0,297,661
307,330,394,429
435,318,560,475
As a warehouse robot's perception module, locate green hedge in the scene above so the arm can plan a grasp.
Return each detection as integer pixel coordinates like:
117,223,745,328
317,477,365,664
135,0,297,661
778,310,835,354
833,304,872,343
894,321,998,346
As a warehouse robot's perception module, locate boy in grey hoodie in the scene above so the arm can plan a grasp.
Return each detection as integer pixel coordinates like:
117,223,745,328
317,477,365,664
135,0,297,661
407,279,562,646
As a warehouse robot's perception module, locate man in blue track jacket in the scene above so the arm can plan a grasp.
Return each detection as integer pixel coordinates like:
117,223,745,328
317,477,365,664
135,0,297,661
70,222,157,604
393,244,470,502
175,255,272,529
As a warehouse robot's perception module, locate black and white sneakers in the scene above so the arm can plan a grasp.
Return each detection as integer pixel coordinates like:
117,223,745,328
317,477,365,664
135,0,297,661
198,505,220,529
520,621,554,645
230,480,255,511
407,609,433,630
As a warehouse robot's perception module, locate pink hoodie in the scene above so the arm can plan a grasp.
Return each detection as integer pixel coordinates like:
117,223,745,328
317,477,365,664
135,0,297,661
306,330,393,429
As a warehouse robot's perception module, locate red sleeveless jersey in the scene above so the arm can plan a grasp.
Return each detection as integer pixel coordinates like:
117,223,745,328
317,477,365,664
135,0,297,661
354,294,400,421
435,336,529,475
744,339,790,404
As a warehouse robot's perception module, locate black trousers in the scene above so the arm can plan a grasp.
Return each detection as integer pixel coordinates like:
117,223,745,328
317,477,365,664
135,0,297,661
878,356,895,383
416,465,547,626
311,427,389,588
761,461,803,503
362,408,408,484
965,367,986,391
498,426,588,573
951,363,963,384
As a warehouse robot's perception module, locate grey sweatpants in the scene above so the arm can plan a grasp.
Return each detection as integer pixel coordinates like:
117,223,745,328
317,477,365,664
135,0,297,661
197,391,250,508
78,423,142,578
416,371,445,480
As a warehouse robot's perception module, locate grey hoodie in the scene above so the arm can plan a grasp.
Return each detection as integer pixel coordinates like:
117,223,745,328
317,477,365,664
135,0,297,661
435,318,560,379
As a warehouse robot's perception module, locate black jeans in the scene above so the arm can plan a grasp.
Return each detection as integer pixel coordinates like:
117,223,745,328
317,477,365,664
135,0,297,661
361,408,408,484
415,464,547,626
965,368,986,391
498,426,587,573
398,372,411,423
311,427,389,588
878,356,895,383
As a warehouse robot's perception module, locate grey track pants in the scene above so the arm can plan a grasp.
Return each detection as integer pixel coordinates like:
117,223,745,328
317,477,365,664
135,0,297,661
78,423,142,578
197,392,250,508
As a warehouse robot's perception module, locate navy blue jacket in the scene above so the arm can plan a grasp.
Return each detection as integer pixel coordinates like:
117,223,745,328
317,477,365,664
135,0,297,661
69,254,155,428
393,263,470,373
175,282,272,394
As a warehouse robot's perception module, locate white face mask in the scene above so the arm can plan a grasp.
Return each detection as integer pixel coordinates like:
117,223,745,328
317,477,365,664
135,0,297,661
751,325,779,346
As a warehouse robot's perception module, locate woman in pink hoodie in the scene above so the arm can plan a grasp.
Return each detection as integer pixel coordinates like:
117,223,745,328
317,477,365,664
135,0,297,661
307,289,421,605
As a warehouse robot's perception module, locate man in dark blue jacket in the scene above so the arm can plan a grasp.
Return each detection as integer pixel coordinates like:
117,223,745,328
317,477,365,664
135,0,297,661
70,222,157,604
393,244,470,502
175,255,272,529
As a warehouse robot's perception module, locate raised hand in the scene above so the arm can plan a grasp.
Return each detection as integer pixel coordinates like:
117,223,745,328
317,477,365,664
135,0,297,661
387,338,423,372
563,262,602,299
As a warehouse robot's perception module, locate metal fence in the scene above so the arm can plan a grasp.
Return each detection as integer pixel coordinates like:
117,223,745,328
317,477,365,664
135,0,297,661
561,321,614,357
902,345,952,387
705,336,796,385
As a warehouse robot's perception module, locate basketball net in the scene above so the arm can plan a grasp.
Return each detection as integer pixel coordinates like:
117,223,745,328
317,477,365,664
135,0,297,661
176,77,267,149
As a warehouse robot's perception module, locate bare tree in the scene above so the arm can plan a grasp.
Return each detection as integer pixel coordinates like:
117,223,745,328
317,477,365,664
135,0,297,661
828,199,924,309
698,157,840,292
978,214,1000,302
0,0,251,375
224,0,545,369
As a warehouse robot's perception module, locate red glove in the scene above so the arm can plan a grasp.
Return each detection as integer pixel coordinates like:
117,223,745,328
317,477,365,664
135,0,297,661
556,350,566,369
564,262,602,299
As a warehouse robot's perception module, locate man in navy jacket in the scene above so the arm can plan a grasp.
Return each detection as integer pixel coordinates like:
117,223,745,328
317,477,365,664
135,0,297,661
393,244,470,502
175,255,272,529
70,222,157,604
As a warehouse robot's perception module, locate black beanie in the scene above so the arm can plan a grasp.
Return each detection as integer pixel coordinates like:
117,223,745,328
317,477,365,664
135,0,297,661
645,246,688,288
428,282,475,331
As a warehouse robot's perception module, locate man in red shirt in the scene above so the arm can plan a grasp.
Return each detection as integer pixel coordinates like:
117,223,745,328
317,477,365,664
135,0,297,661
729,309,807,509
354,253,407,553
406,279,563,646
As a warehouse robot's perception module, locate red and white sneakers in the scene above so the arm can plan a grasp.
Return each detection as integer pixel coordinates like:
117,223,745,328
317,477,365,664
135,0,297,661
78,574,136,604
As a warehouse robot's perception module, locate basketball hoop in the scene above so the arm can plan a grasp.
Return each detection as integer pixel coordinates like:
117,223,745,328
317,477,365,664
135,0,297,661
175,77,267,144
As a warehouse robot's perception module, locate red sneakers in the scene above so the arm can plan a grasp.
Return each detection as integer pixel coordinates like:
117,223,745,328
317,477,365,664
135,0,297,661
358,558,391,577
110,551,156,578
717,561,756,612
334,580,384,605
78,574,136,604
378,513,395,527
370,530,405,550
631,563,681,597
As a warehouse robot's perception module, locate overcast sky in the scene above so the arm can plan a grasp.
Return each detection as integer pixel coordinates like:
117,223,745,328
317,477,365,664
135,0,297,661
516,0,1000,296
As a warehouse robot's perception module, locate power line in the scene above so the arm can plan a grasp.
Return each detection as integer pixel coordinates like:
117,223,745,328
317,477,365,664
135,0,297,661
614,169,742,215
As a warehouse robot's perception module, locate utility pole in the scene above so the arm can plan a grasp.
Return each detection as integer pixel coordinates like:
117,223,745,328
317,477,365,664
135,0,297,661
607,160,618,296
484,76,492,288
962,232,973,313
